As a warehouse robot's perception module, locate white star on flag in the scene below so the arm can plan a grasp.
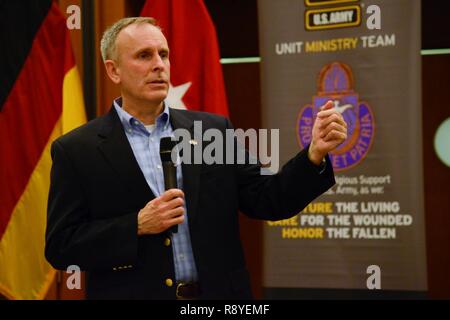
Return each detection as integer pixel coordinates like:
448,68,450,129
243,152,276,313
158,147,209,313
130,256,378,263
165,82,191,110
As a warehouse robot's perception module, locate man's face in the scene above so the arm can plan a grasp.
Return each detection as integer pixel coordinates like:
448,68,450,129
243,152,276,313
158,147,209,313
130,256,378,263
112,23,170,105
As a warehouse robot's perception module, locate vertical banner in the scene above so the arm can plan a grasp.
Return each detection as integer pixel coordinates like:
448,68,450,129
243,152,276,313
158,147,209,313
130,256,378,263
258,0,426,296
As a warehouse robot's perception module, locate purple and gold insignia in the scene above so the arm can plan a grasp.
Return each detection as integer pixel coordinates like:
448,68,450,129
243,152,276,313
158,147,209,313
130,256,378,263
297,62,375,171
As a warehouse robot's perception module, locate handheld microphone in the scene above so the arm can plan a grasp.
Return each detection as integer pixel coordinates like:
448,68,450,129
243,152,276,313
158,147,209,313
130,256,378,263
160,137,179,233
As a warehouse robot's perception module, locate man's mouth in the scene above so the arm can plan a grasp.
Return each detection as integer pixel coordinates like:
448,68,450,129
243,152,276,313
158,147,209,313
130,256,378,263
149,79,167,84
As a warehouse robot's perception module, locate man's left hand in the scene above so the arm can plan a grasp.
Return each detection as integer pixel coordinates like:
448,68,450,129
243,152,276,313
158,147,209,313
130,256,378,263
308,100,348,166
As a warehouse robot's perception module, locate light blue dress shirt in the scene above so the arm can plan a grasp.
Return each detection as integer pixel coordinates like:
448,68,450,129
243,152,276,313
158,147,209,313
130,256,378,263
114,99,198,283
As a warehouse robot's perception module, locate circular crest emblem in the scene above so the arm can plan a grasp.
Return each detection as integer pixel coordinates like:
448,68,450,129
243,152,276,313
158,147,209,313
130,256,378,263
297,62,375,171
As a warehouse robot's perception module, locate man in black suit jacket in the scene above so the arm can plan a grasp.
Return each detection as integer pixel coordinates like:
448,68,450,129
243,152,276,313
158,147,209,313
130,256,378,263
45,17,347,299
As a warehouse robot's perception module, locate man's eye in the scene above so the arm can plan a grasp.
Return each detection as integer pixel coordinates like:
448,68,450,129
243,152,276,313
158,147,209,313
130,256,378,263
139,53,149,59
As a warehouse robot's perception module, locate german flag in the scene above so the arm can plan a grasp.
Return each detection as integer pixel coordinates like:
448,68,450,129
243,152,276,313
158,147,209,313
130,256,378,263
0,1,86,299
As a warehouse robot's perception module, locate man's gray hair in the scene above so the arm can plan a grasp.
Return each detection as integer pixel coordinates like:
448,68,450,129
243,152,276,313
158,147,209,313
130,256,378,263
100,17,159,62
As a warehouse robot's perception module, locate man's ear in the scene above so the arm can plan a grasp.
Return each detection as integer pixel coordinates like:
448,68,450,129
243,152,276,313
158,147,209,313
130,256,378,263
104,60,121,84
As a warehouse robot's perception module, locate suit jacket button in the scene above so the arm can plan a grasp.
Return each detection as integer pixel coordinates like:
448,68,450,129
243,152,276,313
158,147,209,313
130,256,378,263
165,278,173,287
164,238,171,247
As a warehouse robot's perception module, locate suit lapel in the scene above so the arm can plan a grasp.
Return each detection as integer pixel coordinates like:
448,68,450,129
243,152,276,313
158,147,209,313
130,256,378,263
169,108,201,225
97,106,155,207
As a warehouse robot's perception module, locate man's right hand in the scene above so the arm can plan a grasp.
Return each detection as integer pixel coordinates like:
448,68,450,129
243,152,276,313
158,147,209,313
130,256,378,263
137,189,185,235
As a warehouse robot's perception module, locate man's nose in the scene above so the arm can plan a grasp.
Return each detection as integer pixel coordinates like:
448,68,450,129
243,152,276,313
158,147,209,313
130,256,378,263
152,54,166,71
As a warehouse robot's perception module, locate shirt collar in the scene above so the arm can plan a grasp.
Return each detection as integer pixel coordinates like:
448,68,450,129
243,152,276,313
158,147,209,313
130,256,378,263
113,98,171,133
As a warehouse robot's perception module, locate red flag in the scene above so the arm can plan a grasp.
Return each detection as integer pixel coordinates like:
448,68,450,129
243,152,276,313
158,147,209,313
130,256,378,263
141,0,229,116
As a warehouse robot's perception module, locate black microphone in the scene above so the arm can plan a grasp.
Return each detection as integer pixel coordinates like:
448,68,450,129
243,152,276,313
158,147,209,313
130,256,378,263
160,137,179,233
